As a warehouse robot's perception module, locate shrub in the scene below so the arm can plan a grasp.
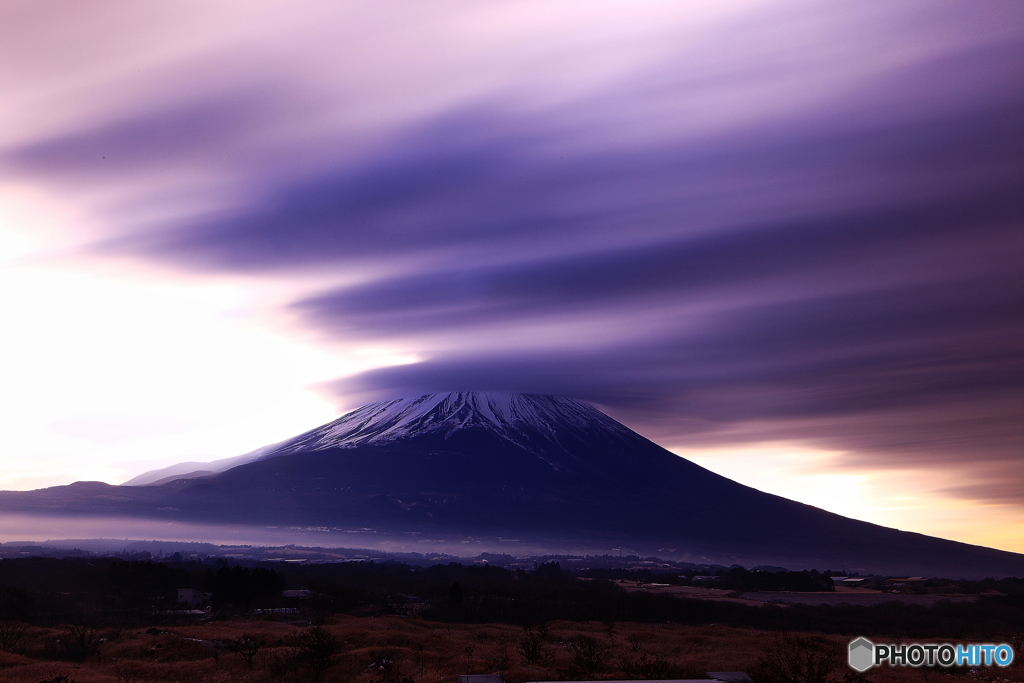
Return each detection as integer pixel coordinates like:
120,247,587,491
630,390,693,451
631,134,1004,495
230,633,263,667
368,646,413,683
748,634,841,683
620,653,704,679
46,624,101,661
564,634,611,675
0,619,29,652
296,625,338,679
518,631,549,665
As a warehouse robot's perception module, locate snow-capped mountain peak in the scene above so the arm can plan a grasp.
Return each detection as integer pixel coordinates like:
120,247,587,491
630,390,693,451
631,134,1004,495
124,391,643,486
253,391,636,459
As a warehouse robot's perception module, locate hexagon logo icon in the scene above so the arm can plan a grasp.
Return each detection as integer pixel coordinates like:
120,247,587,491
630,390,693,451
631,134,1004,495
849,638,875,672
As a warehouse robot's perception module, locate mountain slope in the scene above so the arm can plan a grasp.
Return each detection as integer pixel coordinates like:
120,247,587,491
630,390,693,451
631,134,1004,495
4,392,1024,577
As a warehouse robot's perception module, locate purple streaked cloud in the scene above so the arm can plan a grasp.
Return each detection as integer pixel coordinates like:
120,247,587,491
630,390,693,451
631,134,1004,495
1,0,1022,546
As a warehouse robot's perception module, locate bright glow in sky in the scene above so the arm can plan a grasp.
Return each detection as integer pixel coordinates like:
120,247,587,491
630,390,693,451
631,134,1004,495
0,186,418,487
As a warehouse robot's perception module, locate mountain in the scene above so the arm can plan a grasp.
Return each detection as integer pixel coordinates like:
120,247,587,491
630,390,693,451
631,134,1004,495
127,393,664,484
3,391,1024,577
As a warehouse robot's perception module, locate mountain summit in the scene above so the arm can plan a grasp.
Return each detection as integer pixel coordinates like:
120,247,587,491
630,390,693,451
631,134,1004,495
125,392,650,485
5,391,1024,576
243,391,650,462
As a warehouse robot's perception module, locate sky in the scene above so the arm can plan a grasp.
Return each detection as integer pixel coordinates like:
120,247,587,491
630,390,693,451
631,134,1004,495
1,0,1022,552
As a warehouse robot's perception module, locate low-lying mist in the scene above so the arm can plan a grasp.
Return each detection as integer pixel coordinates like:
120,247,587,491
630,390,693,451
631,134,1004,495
0,514,575,558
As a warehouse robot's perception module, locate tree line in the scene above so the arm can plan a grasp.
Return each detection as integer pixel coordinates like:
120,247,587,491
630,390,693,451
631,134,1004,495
1,556,1022,639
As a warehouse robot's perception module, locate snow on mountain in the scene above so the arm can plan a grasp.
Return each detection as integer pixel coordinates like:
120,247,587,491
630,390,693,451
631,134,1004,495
126,392,637,485
251,392,638,459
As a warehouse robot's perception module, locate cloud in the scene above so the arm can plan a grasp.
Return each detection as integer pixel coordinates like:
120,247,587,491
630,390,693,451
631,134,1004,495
98,91,1022,274
5,91,275,179
290,197,1023,338
2,0,1023,522
322,271,1024,438
85,17,1022,513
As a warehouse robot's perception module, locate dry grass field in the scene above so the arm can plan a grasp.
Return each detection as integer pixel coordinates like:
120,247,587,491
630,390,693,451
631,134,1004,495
612,581,983,608
0,614,1020,683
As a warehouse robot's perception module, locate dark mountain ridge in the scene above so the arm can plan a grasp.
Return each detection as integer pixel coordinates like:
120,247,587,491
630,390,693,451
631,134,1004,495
2,392,1022,578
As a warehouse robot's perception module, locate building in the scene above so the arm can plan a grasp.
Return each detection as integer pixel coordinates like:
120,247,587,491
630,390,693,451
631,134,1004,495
176,588,210,608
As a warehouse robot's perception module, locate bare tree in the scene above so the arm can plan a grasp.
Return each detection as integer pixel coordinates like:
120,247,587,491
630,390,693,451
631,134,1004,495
0,619,29,652
370,646,414,683
231,633,264,667
57,623,101,661
435,649,457,683
748,635,842,683
490,636,513,681
296,626,338,680
626,633,645,652
413,647,432,683
564,634,611,675
518,628,549,665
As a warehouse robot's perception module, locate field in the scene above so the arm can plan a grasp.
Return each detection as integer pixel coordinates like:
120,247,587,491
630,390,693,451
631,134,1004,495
1,557,1022,683
1,614,1022,683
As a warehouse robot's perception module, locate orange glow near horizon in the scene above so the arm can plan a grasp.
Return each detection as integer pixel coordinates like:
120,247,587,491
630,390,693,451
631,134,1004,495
671,442,1024,555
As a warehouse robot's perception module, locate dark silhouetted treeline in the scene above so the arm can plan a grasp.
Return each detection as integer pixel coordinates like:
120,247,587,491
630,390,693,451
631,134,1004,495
209,565,286,607
0,558,285,625
2,557,1023,639
705,566,834,592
